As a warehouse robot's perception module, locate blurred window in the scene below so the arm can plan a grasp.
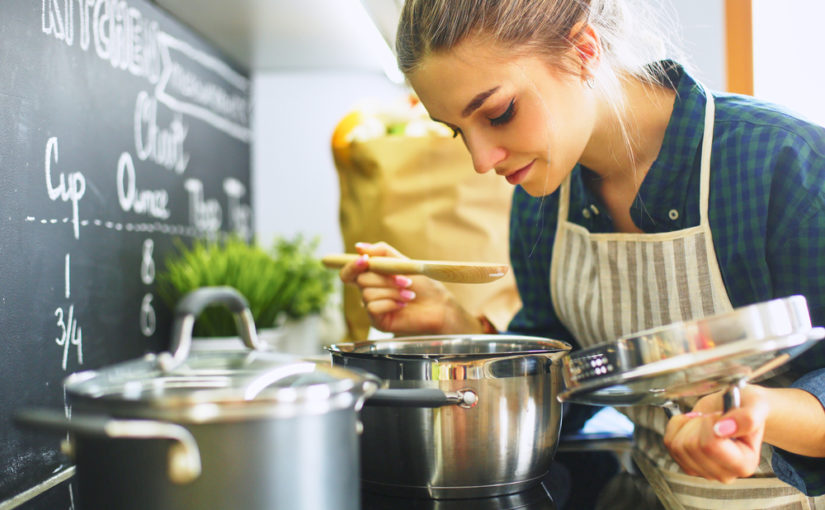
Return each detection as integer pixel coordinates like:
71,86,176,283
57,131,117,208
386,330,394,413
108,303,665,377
752,0,825,126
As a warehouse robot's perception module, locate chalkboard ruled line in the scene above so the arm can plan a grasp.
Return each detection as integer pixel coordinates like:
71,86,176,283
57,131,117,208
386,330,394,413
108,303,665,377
25,216,202,237
0,467,74,510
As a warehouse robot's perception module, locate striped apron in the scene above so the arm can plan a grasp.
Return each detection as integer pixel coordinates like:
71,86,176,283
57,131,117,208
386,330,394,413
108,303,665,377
550,86,825,509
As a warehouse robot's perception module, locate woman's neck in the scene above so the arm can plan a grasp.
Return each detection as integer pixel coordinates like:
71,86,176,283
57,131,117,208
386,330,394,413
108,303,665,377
579,77,676,188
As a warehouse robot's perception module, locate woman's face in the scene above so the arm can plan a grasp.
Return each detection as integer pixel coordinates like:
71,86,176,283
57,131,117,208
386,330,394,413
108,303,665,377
408,37,597,197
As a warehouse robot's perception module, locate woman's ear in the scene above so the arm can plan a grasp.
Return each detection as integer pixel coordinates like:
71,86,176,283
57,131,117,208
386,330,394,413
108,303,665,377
569,22,602,82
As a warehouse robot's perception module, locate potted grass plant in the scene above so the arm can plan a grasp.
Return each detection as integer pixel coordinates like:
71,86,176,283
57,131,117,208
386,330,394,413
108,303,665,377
157,235,335,354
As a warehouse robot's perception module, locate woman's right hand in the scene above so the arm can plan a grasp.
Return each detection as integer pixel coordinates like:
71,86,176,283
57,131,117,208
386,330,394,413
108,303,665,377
338,241,484,335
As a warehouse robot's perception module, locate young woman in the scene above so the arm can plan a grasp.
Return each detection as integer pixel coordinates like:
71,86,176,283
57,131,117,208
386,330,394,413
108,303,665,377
338,1,825,507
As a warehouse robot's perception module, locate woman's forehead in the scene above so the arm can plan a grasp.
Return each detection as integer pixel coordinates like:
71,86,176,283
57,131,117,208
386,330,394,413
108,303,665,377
410,45,518,107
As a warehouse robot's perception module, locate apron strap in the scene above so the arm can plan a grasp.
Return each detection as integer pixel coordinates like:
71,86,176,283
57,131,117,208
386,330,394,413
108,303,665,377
698,84,715,226
557,174,572,227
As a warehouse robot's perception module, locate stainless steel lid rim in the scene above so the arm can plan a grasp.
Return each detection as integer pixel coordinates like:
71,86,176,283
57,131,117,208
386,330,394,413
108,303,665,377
330,350,565,360
562,329,821,395
329,334,572,359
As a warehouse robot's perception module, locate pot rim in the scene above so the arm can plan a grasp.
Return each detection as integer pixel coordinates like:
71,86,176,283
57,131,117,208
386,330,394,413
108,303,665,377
328,334,571,360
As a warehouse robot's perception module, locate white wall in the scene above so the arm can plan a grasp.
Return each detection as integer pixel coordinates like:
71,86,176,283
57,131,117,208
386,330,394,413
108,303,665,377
667,0,726,91
251,2,726,253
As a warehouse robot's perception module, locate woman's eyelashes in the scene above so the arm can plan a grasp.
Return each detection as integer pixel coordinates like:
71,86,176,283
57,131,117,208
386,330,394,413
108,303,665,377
444,98,515,137
489,98,516,127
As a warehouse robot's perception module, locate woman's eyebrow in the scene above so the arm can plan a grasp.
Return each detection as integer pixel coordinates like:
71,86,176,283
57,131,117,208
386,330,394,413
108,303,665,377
462,86,500,117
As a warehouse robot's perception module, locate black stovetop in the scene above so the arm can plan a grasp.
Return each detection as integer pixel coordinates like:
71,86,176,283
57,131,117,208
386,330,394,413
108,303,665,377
360,481,556,510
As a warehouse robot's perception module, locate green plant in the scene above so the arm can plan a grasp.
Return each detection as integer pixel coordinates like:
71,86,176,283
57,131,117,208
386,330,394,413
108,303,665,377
157,235,335,337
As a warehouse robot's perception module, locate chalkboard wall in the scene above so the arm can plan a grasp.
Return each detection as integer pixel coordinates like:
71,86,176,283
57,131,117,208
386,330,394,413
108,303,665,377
0,0,251,507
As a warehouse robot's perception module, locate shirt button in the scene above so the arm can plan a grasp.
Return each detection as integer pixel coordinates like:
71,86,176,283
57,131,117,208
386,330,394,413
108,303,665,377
582,208,592,219
668,209,679,220
590,204,600,215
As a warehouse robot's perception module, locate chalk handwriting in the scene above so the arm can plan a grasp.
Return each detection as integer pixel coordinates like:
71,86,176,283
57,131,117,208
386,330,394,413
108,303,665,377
155,33,251,142
40,1,251,142
41,0,74,46
184,178,222,233
223,178,252,239
54,305,83,370
140,293,156,337
65,253,71,299
140,238,155,284
42,0,161,82
55,252,83,371
140,238,156,337
45,137,86,239
134,91,190,174
117,152,170,219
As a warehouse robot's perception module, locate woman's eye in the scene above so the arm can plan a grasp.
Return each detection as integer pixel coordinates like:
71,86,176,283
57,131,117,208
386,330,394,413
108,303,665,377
489,99,515,127
451,127,462,138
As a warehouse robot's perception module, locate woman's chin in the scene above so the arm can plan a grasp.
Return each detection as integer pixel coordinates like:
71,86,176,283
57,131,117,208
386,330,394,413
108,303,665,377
519,177,563,198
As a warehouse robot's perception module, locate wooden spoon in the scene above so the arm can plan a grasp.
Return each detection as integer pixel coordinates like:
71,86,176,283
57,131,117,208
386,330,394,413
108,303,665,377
321,254,509,284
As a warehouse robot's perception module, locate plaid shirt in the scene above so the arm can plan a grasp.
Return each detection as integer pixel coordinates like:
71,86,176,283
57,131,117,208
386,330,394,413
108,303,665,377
507,62,825,495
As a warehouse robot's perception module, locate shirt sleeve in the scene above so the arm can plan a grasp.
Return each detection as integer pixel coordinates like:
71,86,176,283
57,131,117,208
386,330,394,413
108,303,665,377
763,126,825,495
770,369,825,496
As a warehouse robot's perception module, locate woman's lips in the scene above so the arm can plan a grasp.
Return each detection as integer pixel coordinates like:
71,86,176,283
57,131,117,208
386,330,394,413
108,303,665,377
505,160,535,185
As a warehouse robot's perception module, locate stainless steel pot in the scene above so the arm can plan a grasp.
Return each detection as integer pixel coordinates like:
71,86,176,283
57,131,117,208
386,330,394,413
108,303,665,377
17,287,378,510
329,335,571,499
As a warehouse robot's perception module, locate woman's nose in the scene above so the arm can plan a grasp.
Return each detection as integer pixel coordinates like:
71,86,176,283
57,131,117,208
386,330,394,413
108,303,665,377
465,133,507,174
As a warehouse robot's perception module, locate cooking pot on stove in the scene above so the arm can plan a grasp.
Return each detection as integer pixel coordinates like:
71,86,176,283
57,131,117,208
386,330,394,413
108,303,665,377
330,335,571,499
16,287,378,510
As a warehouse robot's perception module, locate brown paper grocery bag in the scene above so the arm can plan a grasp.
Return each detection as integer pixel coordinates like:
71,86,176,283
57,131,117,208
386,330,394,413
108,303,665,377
334,135,522,341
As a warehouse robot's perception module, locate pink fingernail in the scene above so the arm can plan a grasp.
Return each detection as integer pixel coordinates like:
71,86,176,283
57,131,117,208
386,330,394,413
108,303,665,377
713,418,737,437
684,412,702,418
356,254,369,268
400,289,416,301
355,242,372,249
397,301,407,308
394,275,413,287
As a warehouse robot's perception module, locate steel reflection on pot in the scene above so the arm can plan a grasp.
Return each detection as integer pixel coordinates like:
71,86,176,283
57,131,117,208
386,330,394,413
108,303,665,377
329,334,571,499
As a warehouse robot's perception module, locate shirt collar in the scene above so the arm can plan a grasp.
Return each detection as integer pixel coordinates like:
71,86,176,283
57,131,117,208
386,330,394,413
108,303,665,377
634,61,709,231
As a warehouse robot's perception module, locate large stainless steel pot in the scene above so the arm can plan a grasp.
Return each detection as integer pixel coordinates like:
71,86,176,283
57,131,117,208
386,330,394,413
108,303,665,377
329,335,571,499
17,287,378,510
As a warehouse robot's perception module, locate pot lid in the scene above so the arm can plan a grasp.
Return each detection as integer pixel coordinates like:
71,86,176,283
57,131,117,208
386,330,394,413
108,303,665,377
558,295,825,407
65,350,378,421
63,287,378,422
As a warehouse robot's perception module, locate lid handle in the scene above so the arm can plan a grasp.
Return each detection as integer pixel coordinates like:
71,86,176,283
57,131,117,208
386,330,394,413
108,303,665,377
159,286,263,372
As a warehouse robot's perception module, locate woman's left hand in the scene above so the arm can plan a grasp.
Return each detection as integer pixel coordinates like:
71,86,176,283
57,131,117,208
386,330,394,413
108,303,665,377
663,384,770,483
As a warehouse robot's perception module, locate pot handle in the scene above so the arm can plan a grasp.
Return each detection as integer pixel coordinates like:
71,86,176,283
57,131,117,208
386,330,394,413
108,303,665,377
366,388,478,408
15,408,202,484
159,286,264,372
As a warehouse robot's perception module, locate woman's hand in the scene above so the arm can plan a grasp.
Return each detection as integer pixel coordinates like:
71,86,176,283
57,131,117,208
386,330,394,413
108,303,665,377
664,383,825,483
337,241,483,335
663,385,769,483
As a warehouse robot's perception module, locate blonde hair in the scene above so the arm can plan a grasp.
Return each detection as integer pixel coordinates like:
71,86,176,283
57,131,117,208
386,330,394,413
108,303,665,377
396,0,685,109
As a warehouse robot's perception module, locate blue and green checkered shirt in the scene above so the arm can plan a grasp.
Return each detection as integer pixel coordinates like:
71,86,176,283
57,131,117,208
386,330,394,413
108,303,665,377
507,62,825,495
